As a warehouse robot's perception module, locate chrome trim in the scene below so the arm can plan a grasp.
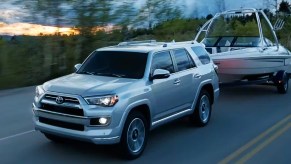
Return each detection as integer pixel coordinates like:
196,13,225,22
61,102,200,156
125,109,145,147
37,111,88,125
93,136,119,140
152,108,192,126
36,109,87,119
45,95,57,99
45,95,79,103
41,99,82,109
43,94,80,104
65,98,79,103
34,109,111,127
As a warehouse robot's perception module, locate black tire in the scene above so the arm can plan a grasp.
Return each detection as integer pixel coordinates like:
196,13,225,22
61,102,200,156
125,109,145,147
191,90,212,127
276,72,289,94
43,133,65,143
120,111,148,159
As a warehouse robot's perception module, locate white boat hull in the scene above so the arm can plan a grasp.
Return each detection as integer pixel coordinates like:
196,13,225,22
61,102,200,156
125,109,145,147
194,8,291,84
210,48,291,83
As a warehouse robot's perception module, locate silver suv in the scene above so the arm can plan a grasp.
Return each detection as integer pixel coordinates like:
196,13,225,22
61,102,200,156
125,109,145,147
32,40,219,159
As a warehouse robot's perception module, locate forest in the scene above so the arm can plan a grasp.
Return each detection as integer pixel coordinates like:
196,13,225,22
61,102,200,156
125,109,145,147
0,0,291,89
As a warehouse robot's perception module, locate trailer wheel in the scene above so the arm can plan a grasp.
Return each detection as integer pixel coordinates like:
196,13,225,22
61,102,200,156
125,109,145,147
275,71,289,94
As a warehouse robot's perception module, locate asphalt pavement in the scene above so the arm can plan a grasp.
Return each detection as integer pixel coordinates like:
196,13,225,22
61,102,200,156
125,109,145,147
0,84,290,164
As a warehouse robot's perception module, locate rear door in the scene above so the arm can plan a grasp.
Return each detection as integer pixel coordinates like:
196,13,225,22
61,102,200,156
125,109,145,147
171,48,200,108
150,51,180,120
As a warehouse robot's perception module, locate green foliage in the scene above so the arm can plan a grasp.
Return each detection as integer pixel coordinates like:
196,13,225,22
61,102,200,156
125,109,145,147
277,16,291,50
0,16,291,90
152,19,206,41
208,15,259,37
135,0,182,29
0,34,121,89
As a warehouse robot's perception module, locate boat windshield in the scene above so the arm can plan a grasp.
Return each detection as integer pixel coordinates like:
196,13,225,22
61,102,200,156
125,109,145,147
202,12,261,47
203,36,261,47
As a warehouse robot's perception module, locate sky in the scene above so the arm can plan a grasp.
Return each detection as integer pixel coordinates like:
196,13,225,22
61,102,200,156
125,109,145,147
0,0,290,25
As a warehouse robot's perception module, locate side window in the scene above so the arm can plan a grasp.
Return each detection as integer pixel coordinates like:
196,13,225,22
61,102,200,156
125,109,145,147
152,51,175,73
173,49,195,72
191,46,211,65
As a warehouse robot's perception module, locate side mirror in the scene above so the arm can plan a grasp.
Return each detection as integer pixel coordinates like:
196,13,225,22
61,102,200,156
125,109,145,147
74,64,82,72
150,69,170,81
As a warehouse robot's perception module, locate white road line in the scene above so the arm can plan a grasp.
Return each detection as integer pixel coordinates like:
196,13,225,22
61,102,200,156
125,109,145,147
0,130,36,142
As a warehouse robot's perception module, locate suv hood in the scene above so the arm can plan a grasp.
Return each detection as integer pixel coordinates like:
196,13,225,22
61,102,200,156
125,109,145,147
43,73,137,96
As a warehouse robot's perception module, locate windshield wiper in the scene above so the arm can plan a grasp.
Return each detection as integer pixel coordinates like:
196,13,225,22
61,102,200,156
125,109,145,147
78,71,126,77
78,71,95,75
95,72,126,78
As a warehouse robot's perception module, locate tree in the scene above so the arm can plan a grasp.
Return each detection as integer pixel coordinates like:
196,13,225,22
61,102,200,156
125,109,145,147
216,0,226,12
279,1,291,14
21,0,69,27
112,0,138,26
206,14,214,20
264,0,279,12
71,0,114,35
135,0,182,29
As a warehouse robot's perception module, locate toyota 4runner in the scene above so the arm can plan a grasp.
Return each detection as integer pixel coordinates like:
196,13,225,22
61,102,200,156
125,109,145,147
32,40,219,159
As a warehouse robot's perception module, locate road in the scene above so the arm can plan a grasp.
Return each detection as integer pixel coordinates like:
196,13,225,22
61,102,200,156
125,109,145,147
0,85,290,164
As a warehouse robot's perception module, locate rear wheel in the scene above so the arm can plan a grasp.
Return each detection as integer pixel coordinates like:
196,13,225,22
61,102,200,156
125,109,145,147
191,90,212,127
275,71,289,94
120,111,148,159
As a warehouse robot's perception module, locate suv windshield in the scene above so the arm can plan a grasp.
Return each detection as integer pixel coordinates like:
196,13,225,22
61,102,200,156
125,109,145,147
77,51,148,79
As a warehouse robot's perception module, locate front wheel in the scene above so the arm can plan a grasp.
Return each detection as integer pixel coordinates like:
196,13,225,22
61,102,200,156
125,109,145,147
191,90,212,127
120,111,148,159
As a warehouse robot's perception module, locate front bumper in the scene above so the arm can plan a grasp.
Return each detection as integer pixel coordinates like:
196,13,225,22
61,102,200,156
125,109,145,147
33,104,121,144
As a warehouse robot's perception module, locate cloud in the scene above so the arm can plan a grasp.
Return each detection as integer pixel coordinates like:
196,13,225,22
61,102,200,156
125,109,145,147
0,0,31,23
0,0,290,24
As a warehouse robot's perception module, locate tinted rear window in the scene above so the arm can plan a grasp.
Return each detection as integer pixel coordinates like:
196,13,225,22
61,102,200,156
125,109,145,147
191,47,211,64
173,49,195,71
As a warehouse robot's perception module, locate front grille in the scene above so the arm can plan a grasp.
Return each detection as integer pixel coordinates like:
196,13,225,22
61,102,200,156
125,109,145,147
39,117,84,131
41,104,84,116
44,94,80,104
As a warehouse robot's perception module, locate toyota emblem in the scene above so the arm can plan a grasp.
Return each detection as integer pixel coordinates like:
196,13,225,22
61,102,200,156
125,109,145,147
56,96,64,104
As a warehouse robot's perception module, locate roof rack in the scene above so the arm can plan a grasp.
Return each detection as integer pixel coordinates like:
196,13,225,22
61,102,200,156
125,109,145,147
118,40,157,46
162,40,195,47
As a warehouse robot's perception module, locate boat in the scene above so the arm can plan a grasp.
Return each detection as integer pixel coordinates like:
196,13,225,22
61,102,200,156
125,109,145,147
194,8,291,86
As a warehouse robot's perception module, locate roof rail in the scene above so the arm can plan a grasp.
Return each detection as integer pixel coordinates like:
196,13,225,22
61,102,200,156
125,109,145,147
162,41,195,47
118,40,157,46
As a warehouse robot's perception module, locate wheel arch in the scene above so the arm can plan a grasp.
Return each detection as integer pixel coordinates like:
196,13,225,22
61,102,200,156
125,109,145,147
120,100,152,131
191,80,215,112
201,84,214,104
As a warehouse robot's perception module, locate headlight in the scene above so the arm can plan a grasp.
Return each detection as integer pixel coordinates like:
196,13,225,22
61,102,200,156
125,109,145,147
35,86,45,98
85,95,119,107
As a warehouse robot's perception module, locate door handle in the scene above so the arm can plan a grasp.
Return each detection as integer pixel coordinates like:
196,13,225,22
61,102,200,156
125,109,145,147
173,79,181,85
194,74,201,79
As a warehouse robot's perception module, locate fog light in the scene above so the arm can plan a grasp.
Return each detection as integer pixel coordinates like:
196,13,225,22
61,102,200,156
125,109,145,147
90,117,110,126
99,117,108,125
